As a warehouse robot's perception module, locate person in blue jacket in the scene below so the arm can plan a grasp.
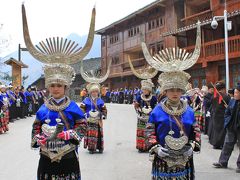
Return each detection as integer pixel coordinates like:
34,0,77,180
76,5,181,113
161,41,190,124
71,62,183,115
134,79,157,152
80,83,107,154
146,71,201,180
0,84,10,133
213,85,240,173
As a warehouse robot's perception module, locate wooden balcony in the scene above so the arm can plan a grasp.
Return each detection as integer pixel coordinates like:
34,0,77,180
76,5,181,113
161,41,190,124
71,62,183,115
181,9,213,26
184,35,240,66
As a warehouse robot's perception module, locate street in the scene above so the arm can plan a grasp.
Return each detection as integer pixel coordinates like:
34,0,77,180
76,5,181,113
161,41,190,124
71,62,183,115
0,103,239,180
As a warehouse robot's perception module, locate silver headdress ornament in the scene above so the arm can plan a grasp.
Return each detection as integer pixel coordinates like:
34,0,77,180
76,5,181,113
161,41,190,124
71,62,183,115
141,79,154,92
141,21,201,92
128,55,157,92
22,4,96,87
128,55,158,80
80,59,112,93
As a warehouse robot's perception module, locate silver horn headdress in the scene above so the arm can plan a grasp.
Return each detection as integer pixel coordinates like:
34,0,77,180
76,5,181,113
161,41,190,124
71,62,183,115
141,21,201,92
22,4,95,87
141,21,201,73
128,55,156,92
128,55,158,80
81,59,112,93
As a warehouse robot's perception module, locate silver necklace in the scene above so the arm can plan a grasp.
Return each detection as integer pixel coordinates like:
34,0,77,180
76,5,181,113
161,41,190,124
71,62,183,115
160,99,187,116
45,96,71,112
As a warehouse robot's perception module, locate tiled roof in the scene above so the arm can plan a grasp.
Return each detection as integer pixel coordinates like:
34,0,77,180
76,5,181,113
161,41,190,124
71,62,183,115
4,57,28,68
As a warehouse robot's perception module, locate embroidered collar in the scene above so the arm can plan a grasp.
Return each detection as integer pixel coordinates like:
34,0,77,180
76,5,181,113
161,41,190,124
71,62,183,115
141,93,152,102
45,96,71,111
160,98,187,116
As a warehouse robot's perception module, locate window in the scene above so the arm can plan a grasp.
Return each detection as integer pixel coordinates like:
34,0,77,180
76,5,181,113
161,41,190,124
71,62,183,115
148,22,152,30
149,41,164,55
159,17,164,26
109,34,119,44
148,17,164,31
152,21,155,29
128,26,140,37
149,44,156,55
156,19,159,27
157,42,164,52
112,55,120,65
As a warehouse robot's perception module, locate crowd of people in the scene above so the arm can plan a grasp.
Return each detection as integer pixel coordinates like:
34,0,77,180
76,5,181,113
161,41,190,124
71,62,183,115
1,5,239,180
0,84,47,134
80,86,161,105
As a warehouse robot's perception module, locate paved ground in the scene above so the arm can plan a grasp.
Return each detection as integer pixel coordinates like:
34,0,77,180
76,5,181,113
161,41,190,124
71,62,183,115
0,103,239,180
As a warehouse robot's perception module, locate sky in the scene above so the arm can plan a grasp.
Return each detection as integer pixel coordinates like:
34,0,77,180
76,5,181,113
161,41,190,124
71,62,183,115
0,0,156,57
0,0,157,86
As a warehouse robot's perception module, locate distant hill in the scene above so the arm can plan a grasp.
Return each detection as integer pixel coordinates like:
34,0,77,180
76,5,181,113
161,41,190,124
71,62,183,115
0,33,101,87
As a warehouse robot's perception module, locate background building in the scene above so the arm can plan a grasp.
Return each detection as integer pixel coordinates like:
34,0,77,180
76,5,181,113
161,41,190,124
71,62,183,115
97,0,240,90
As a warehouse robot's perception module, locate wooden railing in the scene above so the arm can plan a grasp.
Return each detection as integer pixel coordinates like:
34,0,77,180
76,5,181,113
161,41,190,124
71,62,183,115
184,35,240,63
181,9,213,26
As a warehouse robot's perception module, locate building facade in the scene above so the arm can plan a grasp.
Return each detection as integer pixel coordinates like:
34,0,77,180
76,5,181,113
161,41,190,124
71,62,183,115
96,0,240,90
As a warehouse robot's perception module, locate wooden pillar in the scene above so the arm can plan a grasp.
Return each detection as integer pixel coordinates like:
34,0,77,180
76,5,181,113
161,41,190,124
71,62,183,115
4,58,28,88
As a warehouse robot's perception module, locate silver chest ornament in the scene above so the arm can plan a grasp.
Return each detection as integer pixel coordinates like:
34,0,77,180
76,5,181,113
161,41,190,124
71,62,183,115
89,110,99,118
87,111,99,124
163,130,191,169
41,119,59,137
3,97,8,103
40,119,76,163
142,106,152,115
41,119,65,151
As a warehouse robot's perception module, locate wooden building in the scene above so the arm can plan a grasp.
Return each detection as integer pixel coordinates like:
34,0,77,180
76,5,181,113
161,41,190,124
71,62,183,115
96,0,240,90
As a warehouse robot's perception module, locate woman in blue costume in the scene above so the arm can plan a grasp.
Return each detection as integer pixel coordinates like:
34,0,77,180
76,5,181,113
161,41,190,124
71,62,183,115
128,55,158,152
0,84,10,134
134,79,157,152
79,52,110,154
80,83,107,154
22,3,96,179
146,74,201,179
141,21,202,179
24,87,34,116
32,81,87,179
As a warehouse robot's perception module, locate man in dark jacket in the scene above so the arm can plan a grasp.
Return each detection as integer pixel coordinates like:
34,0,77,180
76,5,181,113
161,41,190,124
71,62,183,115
213,86,240,173
209,81,230,149
204,84,214,135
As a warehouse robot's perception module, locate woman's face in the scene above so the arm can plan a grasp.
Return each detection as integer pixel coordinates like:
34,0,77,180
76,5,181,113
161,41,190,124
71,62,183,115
48,83,65,99
0,87,6,92
143,89,151,95
91,90,99,98
166,88,183,102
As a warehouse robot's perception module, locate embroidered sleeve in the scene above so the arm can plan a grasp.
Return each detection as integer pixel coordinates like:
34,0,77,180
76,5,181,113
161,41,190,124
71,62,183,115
31,119,42,148
145,123,158,149
70,119,88,145
189,121,201,152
